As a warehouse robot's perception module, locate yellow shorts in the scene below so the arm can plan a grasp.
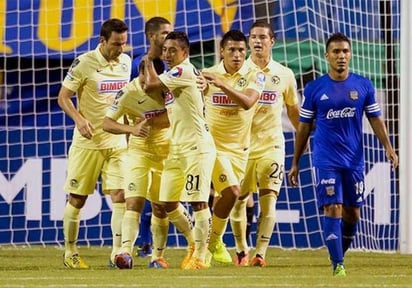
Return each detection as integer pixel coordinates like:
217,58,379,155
241,149,285,197
212,152,248,195
159,150,216,203
64,145,127,195
125,148,167,203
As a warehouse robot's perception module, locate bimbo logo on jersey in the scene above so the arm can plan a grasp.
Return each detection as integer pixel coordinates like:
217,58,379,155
98,80,128,93
326,107,356,119
212,93,237,106
144,109,167,119
259,90,279,104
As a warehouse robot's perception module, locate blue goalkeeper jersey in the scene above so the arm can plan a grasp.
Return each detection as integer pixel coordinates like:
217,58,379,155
130,54,144,80
130,55,168,80
300,72,381,169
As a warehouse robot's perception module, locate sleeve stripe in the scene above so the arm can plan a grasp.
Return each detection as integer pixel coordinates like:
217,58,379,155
300,108,314,119
365,103,381,113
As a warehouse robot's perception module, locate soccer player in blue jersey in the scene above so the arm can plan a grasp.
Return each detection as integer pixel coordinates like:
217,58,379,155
288,33,398,276
130,17,172,80
130,16,172,258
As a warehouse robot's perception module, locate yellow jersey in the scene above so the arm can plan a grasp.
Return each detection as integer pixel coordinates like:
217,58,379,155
245,57,299,158
203,61,265,157
105,77,168,153
62,45,131,149
159,58,215,155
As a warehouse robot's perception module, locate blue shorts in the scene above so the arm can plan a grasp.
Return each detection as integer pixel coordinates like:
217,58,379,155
313,166,365,209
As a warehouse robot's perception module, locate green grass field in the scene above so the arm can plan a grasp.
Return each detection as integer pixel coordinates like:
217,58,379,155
0,245,411,287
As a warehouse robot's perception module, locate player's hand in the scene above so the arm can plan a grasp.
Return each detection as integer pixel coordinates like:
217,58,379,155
131,118,150,138
76,117,94,139
142,53,154,62
202,71,223,88
288,165,299,187
386,149,399,170
196,73,208,91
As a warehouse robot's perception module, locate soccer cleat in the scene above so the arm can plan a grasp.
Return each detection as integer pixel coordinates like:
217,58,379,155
249,255,267,267
208,239,232,263
63,253,89,269
149,257,169,269
182,257,208,270
234,251,249,266
107,258,117,269
180,243,195,269
114,253,133,269
136,243,152,258
333,264,347,276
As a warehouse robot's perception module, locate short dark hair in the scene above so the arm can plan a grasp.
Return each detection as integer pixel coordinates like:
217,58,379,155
100,18,128,41
249,21,275,39
326,33,351,51
220,30,247,48
138,59,165,75
145,17,171,36
165,31,190,49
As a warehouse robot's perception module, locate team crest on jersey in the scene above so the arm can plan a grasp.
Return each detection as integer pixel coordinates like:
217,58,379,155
255,72,266,87
128,183,136,192
237,77,247,88
271,75,280,85
168,66,183,78
219,174,227,183
326,186,335,196
349,91,358,100
70,179,79,189
121,63,128,72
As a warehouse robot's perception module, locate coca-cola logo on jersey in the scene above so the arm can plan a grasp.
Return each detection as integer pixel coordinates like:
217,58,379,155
326,107,356,119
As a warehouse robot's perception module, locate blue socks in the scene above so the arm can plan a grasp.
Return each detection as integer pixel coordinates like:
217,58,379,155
324,216,343,268
138,200,152,245
341,219,358,255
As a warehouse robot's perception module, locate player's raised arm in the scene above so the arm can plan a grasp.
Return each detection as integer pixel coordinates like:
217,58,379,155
142,57,168,94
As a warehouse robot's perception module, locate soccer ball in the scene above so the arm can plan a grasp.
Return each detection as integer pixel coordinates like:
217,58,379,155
114,253,133,269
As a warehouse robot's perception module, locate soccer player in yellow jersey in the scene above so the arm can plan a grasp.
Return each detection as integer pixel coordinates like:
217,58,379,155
143,31,216,269
201,30,266,266
244,21,300,267
57,19,131,269
102,60,196,269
